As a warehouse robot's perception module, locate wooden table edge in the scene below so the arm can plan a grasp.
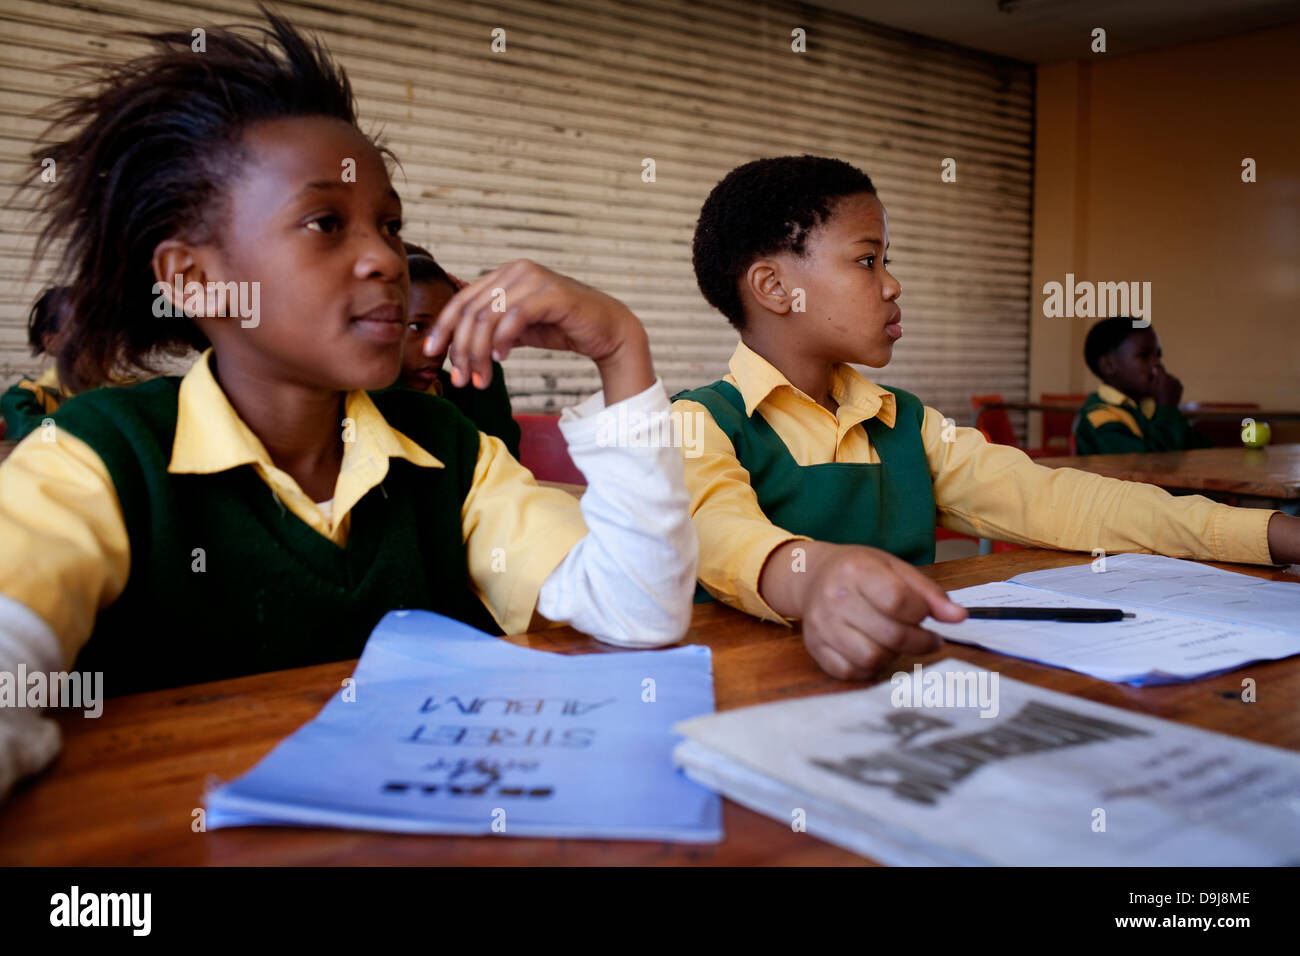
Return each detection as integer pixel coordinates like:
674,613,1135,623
2,550,1296,866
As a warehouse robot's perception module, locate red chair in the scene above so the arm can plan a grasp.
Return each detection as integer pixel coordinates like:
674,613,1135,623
971,393,1018,446
1040,392,1088,454
966,394,1039,553
971,394,1051,458
515,413,586,485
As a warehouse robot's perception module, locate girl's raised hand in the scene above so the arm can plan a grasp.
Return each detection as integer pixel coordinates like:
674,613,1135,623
424,259,654,404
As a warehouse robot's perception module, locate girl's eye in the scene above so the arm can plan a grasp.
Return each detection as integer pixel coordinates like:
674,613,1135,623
306,215,341,234
407,322,426,333
883,257,892,267
859,255,876,268
385,219,403,237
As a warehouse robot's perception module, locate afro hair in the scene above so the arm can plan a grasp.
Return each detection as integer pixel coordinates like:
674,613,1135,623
692,155,876,329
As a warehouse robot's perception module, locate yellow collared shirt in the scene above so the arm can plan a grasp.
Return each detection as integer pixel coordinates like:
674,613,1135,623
1087,383,1156,437
672,341,1276,623
1097,383,1156,418
0,350,586,664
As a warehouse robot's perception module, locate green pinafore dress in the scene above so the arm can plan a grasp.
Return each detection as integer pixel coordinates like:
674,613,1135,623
675,380,937,601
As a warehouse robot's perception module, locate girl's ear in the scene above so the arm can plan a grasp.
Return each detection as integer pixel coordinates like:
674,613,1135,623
150,239,204,313
745,258,796,316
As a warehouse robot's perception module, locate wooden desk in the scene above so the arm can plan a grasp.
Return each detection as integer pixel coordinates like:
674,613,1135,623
973,400,1300,426
1035,444,1300,500
1180,406,1300,422
3,550,1297,865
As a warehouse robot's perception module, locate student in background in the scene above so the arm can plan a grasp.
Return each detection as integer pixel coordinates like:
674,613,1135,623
0,13,695,801
673,155,1300,681
1,287,71,440
1075,317,1213,454
398,244,520,458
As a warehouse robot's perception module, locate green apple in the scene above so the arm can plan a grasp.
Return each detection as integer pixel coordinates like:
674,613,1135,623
1241,420,1271,448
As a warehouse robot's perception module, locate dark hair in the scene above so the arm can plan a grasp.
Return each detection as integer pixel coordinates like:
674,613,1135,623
693,155,877,329
407,254,452,288
23,8,364,391
1084,317,1148,378
402,240,433,257
27,286,70,357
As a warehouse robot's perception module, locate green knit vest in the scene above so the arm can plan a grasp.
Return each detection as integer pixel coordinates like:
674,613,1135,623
53,378,499,695
675,380,937,582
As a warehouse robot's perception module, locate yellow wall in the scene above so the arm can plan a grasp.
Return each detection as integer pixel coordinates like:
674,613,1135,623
1029,22,1300,443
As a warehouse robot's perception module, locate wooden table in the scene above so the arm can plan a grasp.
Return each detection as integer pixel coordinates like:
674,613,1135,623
1035,443,1300,500
972,400,1300,427
2,549,1297,865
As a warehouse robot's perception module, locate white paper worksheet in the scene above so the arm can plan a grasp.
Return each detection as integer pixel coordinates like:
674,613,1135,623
1010,553,1300,632
923,554,1300,684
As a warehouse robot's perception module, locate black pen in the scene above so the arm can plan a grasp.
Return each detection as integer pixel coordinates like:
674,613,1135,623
963,607,1135,623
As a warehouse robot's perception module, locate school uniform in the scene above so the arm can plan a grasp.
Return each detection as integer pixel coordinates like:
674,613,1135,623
1,367,67,441
672,341,1275,623
0,350,696,797
1075,383,1212,455
424,360,521,460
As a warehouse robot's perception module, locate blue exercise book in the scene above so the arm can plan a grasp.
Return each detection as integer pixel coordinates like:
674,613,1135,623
205,610,722,842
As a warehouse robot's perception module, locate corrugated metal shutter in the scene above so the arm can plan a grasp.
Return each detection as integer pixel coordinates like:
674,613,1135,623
0,0,1032,418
